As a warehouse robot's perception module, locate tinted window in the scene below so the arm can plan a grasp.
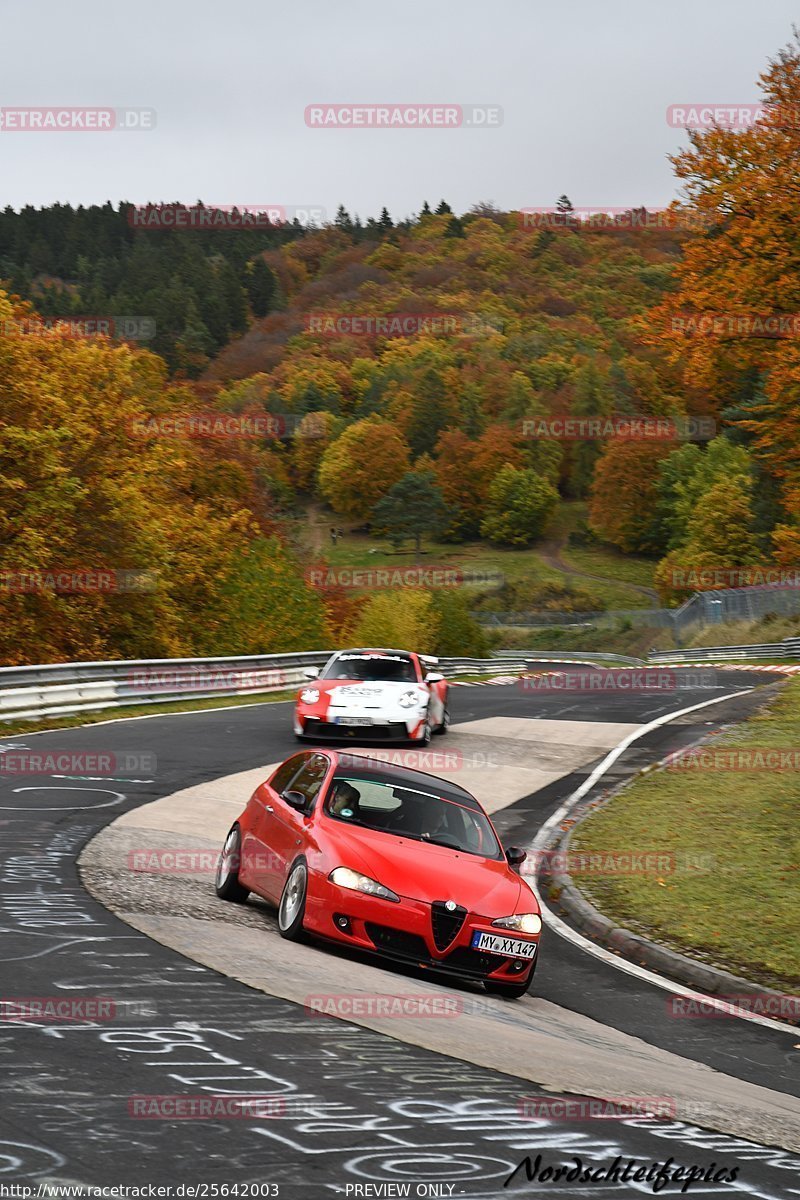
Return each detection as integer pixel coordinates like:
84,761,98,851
288,753,329,807
269,754,306,795
323,653,417,683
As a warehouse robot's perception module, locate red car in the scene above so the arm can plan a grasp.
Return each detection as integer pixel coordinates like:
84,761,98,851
215,749,541,998
293,647,450,745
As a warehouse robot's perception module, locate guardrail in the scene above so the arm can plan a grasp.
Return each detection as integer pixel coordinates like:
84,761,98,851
3,640,795,725
0,651,535,724
648,638,800,663
493,650,645,666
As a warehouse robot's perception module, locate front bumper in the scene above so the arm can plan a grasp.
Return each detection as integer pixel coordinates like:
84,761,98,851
305,882,539,984
295,711,426,741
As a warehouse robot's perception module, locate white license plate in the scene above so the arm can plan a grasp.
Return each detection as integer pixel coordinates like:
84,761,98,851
471,931,537,959
333,716,374,726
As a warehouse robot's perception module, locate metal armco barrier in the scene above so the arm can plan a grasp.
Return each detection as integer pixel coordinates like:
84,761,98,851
649,638,800,663
0,651,534,723
3,641,796,724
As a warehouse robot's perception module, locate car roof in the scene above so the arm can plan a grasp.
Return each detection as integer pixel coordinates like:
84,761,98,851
333,647,416,659
330,752,483,811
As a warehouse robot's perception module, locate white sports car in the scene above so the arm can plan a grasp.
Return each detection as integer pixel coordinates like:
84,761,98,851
293,647,450,745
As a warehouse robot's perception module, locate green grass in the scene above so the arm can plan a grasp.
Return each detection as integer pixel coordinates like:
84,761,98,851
686,614,800,649
569,678,800,990
560,544,657,591
301,523,656,610
319,530,563,589
498,623,675,659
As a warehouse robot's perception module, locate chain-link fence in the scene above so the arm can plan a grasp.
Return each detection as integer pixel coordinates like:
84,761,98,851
475,584,800,644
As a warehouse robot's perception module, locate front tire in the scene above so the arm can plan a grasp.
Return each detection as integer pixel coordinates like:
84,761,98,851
277,858,308,940
215,825,250,904
434,704,450,735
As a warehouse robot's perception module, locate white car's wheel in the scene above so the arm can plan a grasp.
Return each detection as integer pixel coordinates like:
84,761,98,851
414,721,431,747
434,704,450,735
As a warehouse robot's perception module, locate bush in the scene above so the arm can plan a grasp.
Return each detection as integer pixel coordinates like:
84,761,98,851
473,577,604,613
480,466,559,546
429,590,490,656
351,589,439,653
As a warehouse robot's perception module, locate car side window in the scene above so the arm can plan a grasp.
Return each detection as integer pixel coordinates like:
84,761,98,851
287,753,329,808
269,754,306,796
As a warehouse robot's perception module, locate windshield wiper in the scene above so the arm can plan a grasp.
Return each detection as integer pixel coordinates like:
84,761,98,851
421,835,463,851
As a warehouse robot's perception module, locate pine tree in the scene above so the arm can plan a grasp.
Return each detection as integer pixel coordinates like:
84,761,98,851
372,470,450,554
444,215,465,238
246,258,277,318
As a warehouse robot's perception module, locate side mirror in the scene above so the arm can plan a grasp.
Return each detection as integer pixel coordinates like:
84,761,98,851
282,789,308,812
425,672,445,683
506,846,527,867
303,667,320,680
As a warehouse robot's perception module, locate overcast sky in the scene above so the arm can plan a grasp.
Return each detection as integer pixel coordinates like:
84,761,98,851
2,0,796,221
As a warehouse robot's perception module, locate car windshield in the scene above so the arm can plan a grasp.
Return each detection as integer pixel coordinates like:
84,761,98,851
323,653,418,683
325,774,503,859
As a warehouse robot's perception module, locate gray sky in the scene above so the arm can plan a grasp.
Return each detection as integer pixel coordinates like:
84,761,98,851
1,0,796,220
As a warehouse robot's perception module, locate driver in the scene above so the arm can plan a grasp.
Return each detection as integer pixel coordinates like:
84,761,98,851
420,800,450,841
329,780,361,819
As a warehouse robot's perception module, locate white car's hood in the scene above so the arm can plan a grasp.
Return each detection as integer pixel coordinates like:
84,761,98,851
327,680,427,713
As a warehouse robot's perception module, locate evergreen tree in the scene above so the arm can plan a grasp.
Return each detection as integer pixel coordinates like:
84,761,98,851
246,258,277,318
444,215,465,238
372,470,450,554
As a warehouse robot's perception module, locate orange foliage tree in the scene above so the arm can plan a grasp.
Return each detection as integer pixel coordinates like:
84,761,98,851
588,441,671,553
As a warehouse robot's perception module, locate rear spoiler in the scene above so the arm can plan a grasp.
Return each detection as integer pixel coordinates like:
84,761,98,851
419,654,439,666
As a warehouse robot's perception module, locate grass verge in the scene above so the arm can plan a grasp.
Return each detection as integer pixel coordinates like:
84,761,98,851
569,678,800,991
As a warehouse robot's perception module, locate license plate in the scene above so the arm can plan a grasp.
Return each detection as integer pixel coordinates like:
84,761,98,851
471,931,537,959
333,716,374,726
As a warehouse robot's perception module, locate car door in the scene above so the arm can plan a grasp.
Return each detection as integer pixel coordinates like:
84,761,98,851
245,754,306,898
264,752,330,898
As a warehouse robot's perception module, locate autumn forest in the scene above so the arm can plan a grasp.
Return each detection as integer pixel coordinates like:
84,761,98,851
1,39,799,665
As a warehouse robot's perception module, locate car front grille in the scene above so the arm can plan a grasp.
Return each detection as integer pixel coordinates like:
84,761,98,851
307,721,409,740
364,922,509,980
431,901,467,951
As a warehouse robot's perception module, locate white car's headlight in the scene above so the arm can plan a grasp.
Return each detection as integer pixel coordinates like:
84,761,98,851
398,689,423,709
300,688,319,704
492,913,542,935
329,867,399,903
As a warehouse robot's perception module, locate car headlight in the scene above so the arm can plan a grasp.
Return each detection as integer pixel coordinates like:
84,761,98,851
492,913,542,935
329,867,399,903
299,688,319,704
398,689,423,709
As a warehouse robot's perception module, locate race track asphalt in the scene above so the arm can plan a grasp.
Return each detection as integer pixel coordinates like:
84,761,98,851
0,667,797,1196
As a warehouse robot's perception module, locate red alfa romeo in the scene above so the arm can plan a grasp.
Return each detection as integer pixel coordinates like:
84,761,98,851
215,749,541,998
